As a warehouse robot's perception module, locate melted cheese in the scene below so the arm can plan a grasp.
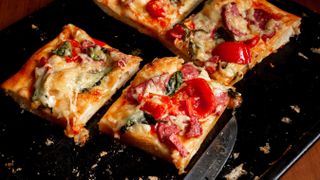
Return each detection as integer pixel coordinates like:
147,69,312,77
33,53,112,119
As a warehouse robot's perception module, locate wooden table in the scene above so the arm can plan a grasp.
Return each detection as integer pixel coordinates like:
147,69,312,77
0,0,319,179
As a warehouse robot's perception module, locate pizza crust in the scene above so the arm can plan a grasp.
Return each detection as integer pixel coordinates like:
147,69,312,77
1,24,142,145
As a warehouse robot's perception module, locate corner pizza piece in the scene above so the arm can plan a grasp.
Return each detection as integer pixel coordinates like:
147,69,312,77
99,57,240,173
1,24,142,145
93,0,204,38
161,0,301,85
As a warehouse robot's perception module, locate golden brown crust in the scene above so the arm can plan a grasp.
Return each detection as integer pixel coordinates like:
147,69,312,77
1,24,142,144
160,0,301,86
99,57,230,173
93,0,204,38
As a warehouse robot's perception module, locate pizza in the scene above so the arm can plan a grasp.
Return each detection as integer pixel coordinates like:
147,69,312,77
93,0,204,38
98,57,240,173
161,0,301,85
1,24,142,145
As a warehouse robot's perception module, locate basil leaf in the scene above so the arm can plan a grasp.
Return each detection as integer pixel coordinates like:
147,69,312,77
120,111,145,134
166,71,183,96
52,41,71,56
143,113,157,125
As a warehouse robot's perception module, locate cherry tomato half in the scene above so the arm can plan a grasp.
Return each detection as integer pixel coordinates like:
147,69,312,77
211,42,251,64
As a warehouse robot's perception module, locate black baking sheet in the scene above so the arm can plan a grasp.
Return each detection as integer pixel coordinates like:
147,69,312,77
0,0,320,179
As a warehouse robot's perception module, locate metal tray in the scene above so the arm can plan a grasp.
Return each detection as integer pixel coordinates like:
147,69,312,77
0,0,319,179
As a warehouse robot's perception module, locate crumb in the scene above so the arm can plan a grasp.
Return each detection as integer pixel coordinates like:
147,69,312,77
224,163,247,180
148,176,159,180
290,105,301,113
298,52,309,60
259,143,270,154
311,48,320,54
99,151,108,157
253,176,260,180
152,156,157,160
5,160,22,174
20,109,25,114
91,163,98,169
40,32,48,41
31,24,39,30
45,138,54,146
281,117,292,124
269,62,275,68
232,152,240,160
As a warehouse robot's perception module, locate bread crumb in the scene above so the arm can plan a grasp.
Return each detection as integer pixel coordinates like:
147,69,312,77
45,138,54,146
281,117,292,124
259,143,270,154
290,105,300,113
5,160,22,174
224,163,247,180
232,152,240,160
311,47,320,54
31,24,39,30
91,163,98,169
298,52,309,60
269,62,275,68
148,176,159,180
99,151,108,157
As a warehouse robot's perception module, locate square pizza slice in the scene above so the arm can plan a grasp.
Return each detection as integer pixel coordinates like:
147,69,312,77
1,24,142,145
98,56,240,173
161,0,301,85
94,0,204,38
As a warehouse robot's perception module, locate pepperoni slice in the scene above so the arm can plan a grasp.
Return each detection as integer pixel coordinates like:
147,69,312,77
185,117,202,138
222,3,248,36
180,63,200,80
156,123,189,157
126,73,170,103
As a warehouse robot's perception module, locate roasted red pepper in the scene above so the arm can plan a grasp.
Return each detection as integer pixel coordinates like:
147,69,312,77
172,78,216,118
211,42,251,64
244,36,260,48
166,24,186,40
146,0,165,18
92,38,106,47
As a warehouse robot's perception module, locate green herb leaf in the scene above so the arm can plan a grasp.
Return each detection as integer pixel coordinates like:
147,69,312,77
120,111,145,134
52,41,71,56
166,71,183,96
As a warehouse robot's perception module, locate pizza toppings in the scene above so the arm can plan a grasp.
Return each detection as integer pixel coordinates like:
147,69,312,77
156,123,189,157
146,0,165,18
222,2,249,37
211,42,251,64
180,63,199,80
32,38,116,121
122,64,229,156
166,71,183,96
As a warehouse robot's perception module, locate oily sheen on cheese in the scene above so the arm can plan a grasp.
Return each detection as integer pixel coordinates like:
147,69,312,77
1,24,142,145
161,0,301,85
99,57,238,174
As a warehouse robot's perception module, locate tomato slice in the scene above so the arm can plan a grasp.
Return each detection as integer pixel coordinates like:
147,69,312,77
211,41,251,64
172,78,216,118
146,0,165,18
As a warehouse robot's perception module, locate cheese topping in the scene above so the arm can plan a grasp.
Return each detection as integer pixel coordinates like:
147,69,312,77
32,44,112,120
